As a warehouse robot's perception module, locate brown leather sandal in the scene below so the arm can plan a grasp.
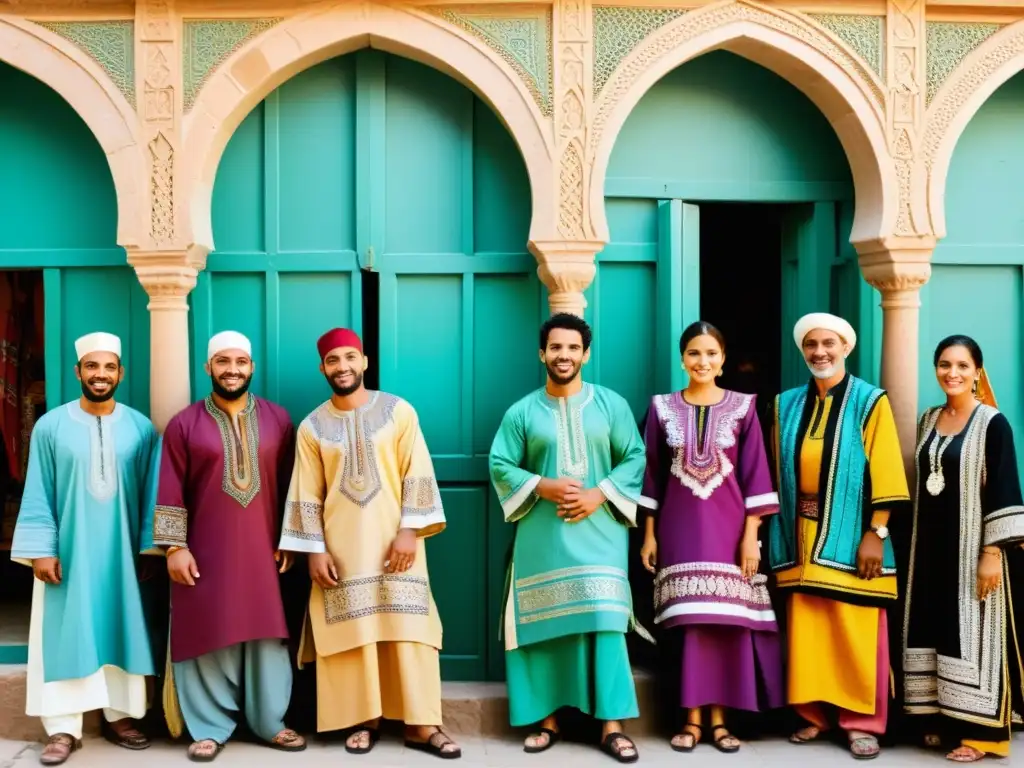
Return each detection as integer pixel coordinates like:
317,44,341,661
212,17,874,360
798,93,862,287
40,734,81,766
269,728,306,752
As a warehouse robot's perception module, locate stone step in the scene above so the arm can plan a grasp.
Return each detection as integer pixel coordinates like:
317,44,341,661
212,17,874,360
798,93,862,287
0,665,658,743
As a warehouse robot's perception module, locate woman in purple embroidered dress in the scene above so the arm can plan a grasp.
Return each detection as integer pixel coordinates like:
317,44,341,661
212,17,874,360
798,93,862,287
640,321,783,753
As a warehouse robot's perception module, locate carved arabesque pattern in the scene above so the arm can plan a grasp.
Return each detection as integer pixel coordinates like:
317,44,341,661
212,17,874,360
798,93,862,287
923,24,1024,171
591,2,885,157
149,133,174,245
925,22,1002,107
182,18,282,112
555,0,590,241
808,13,884,77
558,140,585,238
35,20,136,108
592,7,687,96
430,8,552,116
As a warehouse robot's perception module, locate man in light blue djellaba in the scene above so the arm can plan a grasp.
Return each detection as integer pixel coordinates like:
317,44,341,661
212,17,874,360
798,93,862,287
489,312,650,764
11,332,161,766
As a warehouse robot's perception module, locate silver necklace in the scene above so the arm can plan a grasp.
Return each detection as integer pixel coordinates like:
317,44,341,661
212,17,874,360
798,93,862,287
926,426,956,496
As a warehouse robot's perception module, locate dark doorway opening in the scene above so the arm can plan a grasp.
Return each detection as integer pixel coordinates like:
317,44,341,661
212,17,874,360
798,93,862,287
361,268,380,390
698,203,783,421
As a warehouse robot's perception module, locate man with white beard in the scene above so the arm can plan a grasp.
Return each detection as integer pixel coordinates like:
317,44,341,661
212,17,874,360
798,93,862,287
766,313,909,761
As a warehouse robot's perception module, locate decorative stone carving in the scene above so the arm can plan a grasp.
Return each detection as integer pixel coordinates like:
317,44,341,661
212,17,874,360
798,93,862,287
592,7,687,96
886,0,925,237
138,0,179,248
857,236,934,303
34,21,136,107
592,1,885,160
555,0,592,241
925,22,1002,107
530,241,601,316
182,18,281,112
428,7,551,116
807,13,884,78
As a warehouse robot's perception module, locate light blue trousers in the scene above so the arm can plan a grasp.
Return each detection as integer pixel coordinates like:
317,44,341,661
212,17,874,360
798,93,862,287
172,638,292,744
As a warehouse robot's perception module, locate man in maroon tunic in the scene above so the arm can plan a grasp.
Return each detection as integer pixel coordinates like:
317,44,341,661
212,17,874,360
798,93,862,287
153,330,306,762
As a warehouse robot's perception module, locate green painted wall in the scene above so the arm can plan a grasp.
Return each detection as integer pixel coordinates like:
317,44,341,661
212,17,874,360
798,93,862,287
0,62,148,413
598,51,869,408
925,70,1024,473
206,50,536,681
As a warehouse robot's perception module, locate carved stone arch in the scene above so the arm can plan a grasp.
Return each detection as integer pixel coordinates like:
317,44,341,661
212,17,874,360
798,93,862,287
0,17,144,247
181,2,556,253
588,0,895,245
923,20,1024,239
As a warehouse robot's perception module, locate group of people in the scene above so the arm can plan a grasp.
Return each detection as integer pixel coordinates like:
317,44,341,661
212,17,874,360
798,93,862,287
8,309,1024,766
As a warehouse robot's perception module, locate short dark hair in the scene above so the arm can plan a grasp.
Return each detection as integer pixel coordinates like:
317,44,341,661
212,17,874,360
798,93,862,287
679,321,726,356
933,334,983,368
540,313,593,352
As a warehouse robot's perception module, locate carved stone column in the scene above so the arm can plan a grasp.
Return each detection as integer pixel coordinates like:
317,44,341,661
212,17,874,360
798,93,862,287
857,237,935,480
128,252,202,433
530,240,601,316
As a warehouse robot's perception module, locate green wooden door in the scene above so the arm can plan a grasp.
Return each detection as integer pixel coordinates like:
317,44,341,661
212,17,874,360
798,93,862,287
205,50,535,681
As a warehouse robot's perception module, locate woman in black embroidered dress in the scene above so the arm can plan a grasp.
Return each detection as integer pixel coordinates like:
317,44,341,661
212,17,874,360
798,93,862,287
902,335,1024,762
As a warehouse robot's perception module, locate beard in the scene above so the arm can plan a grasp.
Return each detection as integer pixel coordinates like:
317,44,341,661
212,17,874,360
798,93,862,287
81,379,118,403
806,359,842,380
326,369,363,397
545,359,582,386
211,373,252,401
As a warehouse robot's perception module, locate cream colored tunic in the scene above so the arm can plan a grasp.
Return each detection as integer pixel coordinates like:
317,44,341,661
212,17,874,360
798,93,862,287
278,393,446,660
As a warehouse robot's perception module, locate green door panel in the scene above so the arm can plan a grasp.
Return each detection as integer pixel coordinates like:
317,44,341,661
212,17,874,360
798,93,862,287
209,50,534,680
931,70,1024,476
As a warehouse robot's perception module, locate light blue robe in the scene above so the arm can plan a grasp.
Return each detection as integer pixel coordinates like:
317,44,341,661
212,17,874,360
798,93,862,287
11,401,160,683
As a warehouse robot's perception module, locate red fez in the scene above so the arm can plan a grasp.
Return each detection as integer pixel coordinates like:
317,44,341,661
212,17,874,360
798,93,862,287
317,328,363,360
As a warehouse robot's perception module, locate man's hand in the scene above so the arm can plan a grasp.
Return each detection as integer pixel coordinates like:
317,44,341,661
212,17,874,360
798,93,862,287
856,531,883,580
537,477,582,505
32,557,61,585
558,487,605,523
275,550,294,574
309,552,339,589
640,534,657,574
167,548,200,586
386,529,417,573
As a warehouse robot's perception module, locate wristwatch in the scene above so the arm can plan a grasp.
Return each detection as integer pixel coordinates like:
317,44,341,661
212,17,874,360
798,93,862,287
870,525,889,540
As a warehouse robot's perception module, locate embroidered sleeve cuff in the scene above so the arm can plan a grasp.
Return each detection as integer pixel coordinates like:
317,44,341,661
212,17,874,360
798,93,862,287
153,505,188,547
983,506,1024,547
599,478,638,528
499,474,541,523
400,477,447,537
745,492,779,517
279,501,327,554
638,495,659,511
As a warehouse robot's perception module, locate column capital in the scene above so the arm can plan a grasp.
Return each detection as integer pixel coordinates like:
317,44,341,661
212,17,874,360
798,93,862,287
126,247,206,307
529,239,603,316
854,235,934,307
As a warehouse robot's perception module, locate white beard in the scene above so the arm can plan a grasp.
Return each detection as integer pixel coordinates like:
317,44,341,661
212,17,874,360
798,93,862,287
807,360,842,380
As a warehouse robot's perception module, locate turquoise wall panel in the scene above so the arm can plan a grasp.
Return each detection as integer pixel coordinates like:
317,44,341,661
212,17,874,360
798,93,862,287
607,51,852,201
932,70,1024,471
211,103,265,254
473,102,532,254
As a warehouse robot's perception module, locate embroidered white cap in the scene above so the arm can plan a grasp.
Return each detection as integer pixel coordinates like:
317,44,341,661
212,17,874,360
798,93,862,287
74,332,122,361
207,330,252,360
793,312,856,353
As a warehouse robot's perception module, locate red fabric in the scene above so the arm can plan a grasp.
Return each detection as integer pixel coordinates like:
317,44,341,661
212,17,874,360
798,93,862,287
317,327,362,360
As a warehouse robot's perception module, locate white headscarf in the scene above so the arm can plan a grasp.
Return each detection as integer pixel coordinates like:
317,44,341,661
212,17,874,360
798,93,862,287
793,312,856,353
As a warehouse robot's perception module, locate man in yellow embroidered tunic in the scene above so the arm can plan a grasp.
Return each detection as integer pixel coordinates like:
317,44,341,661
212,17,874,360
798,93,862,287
278,327,461,758
767,313,909,760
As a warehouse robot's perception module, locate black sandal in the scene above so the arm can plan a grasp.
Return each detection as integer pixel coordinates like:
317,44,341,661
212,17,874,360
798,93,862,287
601,732,639,764
404,729,462,760
344,728,380,755
712,725,741,754
671,724,702,753
524,727,560,753
104,723,151,751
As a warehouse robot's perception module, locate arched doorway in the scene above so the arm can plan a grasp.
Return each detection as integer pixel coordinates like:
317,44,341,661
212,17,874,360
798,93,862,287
0,61,150,663
595,51,873,416
922,70,1024,471
201,49,537,683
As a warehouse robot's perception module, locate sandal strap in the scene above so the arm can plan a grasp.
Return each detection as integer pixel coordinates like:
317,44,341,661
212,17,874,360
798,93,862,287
428,730,455,748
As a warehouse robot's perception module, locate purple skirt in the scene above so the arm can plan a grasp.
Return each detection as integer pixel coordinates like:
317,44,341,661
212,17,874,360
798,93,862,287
675,624,784,712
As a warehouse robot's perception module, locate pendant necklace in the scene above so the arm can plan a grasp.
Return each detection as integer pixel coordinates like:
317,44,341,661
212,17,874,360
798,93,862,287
926,423,955,496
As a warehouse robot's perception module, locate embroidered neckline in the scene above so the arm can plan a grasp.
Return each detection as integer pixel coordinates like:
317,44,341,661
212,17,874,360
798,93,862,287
204,394,261,508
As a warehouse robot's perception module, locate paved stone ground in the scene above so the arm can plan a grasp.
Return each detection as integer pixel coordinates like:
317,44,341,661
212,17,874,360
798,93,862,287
0,734,1020,767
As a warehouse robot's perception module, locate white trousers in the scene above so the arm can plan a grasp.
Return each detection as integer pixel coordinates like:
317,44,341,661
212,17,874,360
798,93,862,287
26,579,148,738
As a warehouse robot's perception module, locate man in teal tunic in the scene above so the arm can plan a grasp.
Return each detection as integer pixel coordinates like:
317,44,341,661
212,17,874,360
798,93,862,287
10,332,161,765
489,313,649,763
